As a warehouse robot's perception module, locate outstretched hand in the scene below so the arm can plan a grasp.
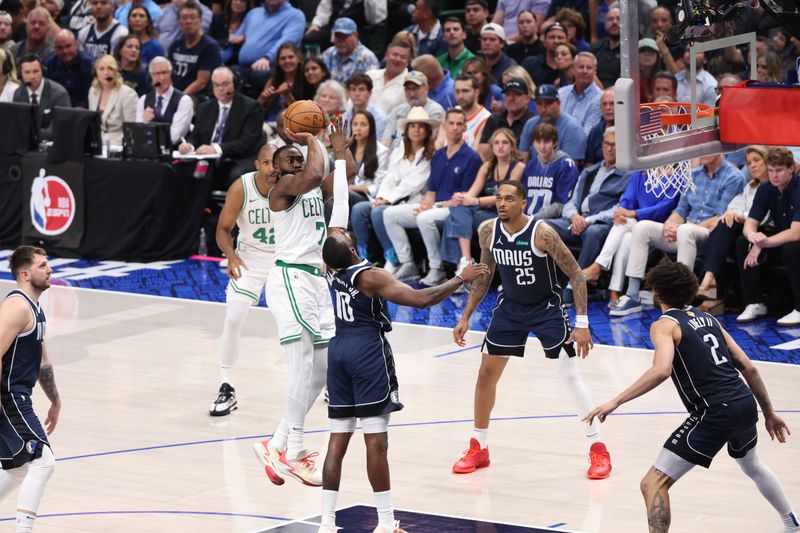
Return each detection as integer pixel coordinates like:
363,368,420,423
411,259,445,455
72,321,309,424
765,413,791,443
567,327,593,358
458,263,490,283
583,400,619,425
329,116,352,155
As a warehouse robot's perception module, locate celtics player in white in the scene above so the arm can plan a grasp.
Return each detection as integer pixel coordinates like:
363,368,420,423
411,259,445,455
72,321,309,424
209,144,277,416
254,117,356,487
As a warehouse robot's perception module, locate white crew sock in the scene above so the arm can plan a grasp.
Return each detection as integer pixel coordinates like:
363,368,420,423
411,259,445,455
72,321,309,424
321,489,338,526
374,490,394,531
472,427,488,449
15,511,34,532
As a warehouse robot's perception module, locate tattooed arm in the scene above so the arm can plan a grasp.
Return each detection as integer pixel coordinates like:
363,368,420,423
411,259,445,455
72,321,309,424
720,325,790,443
453,219,497,347
533,221,593,357
39,342,61,434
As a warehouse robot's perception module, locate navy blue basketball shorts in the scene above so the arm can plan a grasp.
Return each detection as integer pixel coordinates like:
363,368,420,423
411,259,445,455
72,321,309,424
327,330,404,419
0,392,50,469
483,294,575,358
664,395,758,469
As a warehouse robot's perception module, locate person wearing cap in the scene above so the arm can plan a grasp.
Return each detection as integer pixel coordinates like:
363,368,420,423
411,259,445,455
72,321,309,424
43,28,94,108
303,0,387,57
521,21,567,87
464,0,490,54
477,23,517,82
321,17,379,85
505,10,545,65
638,37,663,102
383,107,481,283
477,77,535,160
411,53,455,110
351,106,438,272
588,4,620,88
367,39,412,116
519,83,587,163
557,51,602,135
438,16,475,78
405,0,446,57
381,69,446,149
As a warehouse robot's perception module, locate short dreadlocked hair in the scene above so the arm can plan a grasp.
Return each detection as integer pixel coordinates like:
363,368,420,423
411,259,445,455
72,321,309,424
644,260,698,309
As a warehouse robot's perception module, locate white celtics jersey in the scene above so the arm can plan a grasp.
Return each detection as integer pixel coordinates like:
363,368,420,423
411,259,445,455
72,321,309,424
270,187,326,268
236,172,275,255
465,106,491,148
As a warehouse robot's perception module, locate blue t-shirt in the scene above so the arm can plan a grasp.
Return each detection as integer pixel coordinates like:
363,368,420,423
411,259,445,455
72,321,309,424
427,143,482,201
140,39,165,66
519,113,588,163
168,34,221,92
429,72,456,110
235,2,305,65
522,150,579,215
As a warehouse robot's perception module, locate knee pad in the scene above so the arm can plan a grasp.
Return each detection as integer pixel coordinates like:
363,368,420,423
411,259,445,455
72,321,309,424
361,414,390,434
330,418,356,434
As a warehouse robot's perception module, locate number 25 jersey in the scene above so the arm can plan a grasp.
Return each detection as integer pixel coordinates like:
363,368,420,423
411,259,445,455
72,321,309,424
490,217,562,306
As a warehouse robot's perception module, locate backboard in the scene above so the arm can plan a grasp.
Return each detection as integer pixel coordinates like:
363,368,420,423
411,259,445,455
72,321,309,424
614,0,757,171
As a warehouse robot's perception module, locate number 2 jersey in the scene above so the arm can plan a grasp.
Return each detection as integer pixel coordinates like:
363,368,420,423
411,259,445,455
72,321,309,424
236,172,275,256
660,307,752,413
489,217,562,306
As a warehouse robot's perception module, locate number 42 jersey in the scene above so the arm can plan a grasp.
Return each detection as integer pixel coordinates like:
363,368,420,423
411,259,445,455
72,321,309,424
236,172,275,255
490,217,563,306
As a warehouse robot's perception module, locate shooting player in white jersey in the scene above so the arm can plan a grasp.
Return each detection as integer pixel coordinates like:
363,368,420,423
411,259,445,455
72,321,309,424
0,246,61,532
209,144,277,416
253,117,356,487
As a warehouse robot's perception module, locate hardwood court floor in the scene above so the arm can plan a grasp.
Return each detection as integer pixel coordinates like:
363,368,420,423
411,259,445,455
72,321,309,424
1,280,798,533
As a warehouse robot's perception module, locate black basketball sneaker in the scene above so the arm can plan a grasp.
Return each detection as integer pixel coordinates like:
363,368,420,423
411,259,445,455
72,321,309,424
209,383,237,416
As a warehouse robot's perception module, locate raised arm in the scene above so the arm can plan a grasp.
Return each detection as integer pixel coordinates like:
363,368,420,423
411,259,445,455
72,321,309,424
720,325,790,443
453,219,497,346
39,342,61,434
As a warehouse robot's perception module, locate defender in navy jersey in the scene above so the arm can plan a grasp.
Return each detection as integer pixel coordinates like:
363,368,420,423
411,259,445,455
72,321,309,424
0,247,61,531
586,261,799,533
451,180,613,480
317,231,488,533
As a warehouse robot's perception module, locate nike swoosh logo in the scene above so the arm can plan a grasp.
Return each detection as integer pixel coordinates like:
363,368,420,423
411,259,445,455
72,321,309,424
249,198,258,202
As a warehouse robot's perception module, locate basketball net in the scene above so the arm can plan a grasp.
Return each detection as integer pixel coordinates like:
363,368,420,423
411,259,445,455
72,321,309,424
640,103,698,199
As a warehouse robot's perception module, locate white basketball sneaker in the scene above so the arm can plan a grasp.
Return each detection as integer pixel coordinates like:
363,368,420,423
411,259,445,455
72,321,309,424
277,449,323,486
373,521,407,533
253,438,285,486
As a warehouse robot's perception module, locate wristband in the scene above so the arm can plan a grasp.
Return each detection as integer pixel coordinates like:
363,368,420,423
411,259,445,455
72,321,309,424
574,314,589,329
454,274,465,284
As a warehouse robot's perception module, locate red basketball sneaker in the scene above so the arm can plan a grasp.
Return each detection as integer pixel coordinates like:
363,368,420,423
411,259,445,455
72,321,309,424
452,438,490,474
587,442,612,479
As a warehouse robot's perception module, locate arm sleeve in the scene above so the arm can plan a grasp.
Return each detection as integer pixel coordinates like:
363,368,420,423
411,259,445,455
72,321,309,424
329,160,349,229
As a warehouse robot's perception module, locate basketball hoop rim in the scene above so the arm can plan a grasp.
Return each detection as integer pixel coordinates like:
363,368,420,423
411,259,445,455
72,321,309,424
640,102,716,126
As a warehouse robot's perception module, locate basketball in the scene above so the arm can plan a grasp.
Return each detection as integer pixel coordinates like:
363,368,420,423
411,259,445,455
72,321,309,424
283,100,326,135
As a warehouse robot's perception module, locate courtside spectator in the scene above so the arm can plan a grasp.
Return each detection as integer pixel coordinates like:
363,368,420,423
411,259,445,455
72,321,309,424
136,56,193,145
44,29,93,107
382,70,445,149
505,10,544,65
367,39,412,115
405,0,446,57
156,0,212,52
438,17,474,78
519,83,586,163
477,77,535,159
77,0,128,59
588,4,620,88
558,52,602,134
320,17,379,85
11,7,53,63
477,23,516,82
13,55,70,140
464,0,490,53
411,54,455,109
168,3,220,95
521,21,566,86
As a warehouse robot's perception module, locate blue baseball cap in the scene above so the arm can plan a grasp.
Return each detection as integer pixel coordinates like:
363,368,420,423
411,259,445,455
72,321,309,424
332,17,358,35
535,84,559,101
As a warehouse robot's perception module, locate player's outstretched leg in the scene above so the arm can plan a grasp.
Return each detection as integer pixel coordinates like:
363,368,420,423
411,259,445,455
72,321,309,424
735,448,800,532
640,466,676,533
210,299,251,416
363,415,406,533
453,353,509,474
555,353,612,479
318,424,355,533
15,445,56,532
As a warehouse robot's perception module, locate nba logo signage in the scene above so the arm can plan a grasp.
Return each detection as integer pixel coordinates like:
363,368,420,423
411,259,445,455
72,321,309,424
30,169,76,236
22,156,85,249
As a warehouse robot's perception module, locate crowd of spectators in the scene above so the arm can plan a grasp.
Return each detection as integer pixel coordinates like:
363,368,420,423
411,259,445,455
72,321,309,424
0,0,798,324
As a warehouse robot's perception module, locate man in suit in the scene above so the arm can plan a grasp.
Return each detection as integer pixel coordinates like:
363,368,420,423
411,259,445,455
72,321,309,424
178,66,263,187
13,55,70,141
135,56,193,145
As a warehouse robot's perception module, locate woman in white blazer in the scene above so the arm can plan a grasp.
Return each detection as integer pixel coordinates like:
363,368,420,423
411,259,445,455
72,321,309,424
88,54,138,146
0,49,20,103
